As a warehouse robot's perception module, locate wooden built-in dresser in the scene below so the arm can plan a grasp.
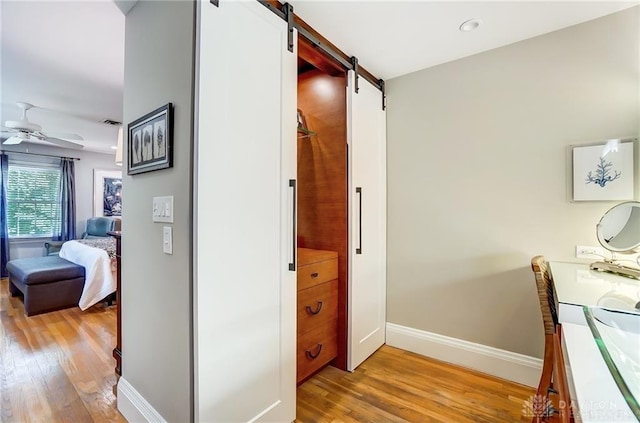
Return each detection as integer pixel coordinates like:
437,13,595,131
297,248,339,384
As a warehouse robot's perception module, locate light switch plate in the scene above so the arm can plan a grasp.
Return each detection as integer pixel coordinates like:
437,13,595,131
153,196,174,223
163,226,173,255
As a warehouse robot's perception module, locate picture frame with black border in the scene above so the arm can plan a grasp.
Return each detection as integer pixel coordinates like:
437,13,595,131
128,103,173,175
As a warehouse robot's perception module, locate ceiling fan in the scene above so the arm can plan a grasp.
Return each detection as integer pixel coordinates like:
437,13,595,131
1,102,84,150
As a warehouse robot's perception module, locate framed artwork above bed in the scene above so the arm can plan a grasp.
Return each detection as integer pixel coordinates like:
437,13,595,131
94,169,122,217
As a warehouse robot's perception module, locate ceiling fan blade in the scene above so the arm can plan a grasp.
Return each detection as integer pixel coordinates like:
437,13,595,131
43,137,84,150
42,131,84,141
3,136,23,145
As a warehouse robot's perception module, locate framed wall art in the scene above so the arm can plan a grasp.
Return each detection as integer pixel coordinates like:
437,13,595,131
128,103,173,175
94,169,122,217
572,140,635,201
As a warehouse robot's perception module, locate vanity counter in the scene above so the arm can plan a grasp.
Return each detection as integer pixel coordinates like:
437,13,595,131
549,261,640,422
549,261,639,325
562,320,638,422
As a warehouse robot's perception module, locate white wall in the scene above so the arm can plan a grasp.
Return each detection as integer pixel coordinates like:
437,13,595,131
386,7,639,358
121,1,195,421
3,143,121,259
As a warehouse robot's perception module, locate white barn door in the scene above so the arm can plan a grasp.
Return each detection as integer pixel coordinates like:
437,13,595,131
195,1,297,421
348,71,387,371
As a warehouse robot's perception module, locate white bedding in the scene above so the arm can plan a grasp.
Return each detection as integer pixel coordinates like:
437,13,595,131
59,240,116,310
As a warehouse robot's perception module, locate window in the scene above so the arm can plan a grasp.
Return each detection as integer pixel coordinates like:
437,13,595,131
6,161,61,238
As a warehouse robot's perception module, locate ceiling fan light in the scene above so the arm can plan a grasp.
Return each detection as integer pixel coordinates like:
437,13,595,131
3,102,85,150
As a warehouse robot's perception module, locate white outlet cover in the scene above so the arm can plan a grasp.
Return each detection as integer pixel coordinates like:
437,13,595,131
163,226,173,255
575,245,606,259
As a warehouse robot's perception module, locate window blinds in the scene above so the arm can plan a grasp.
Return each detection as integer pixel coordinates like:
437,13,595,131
6,162,61,238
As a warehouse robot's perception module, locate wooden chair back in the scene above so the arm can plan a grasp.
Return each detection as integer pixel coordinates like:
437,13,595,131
531,255,559,335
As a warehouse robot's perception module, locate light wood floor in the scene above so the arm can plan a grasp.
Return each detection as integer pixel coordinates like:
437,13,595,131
2,278,533,422
297,346,534,423
0,278,124,423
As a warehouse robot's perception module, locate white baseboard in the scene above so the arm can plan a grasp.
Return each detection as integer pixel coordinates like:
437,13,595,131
386,323,542,387
117,377,167,423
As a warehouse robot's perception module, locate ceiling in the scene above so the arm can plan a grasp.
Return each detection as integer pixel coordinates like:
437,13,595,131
1,1,637,153
0,1,125,154
291,1,639,80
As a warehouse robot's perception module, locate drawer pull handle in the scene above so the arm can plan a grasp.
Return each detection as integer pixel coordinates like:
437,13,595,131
310,272,319,278
306,343,323,360
305,301,323,315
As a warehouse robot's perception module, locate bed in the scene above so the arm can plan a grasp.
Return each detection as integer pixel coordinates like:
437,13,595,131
59,238,117,310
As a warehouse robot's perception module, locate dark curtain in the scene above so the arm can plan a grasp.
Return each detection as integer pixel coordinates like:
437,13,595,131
54,158,76,241
0,153,9,277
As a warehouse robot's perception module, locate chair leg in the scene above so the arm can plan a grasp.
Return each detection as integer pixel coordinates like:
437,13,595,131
537,333,555,395
532,333,555,423
552,331,571,423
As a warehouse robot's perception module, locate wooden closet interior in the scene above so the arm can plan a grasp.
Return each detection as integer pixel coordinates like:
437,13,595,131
296,35,349,383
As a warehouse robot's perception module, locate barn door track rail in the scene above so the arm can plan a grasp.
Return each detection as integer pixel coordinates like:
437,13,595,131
256,0,386,110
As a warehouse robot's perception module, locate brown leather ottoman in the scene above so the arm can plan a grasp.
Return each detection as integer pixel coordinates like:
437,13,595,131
7,256,85,316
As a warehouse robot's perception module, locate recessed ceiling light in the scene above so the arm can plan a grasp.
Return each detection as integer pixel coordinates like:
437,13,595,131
110,145,118,150
459,18,482,32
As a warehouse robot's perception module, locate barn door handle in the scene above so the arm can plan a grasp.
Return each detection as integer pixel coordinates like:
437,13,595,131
356,187,362,254
289,179,297,271
305,301,323,315
306,343,323,359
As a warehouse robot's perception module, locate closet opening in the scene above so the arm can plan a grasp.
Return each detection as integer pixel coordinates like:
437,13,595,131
295,36,349,384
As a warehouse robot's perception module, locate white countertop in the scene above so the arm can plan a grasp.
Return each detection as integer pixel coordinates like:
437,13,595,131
548,262,639,422
562,322,637,423
549,261,640,312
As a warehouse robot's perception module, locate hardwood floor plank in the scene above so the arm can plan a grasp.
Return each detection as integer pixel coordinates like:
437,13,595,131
0,278,124,423
296,346,535,423
335,371,478,423
3,278,533,423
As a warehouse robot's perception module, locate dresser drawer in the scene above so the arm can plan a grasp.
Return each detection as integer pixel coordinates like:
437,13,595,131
298,280,338,336
297,320,337,383
298,258,338,290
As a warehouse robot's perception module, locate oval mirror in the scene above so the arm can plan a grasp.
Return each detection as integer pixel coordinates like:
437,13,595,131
596,201,640,252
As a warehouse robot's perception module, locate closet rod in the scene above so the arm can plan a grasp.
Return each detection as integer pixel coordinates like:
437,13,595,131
258,0,384,92
0,150,81,161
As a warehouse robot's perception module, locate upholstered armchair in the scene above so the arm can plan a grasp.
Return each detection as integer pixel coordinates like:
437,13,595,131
81,217,121,239
44,217,121,256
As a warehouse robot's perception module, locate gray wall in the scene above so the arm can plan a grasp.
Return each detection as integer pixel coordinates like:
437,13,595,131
122,1,195,421
3,144,121,259
386,7,639,358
